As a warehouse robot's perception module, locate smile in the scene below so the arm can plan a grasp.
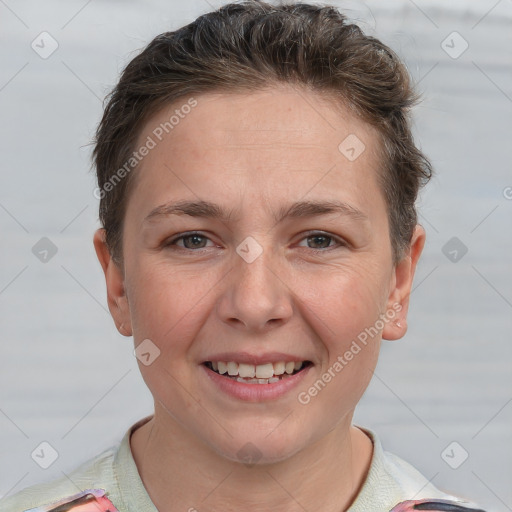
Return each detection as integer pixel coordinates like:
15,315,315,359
203,360,312,384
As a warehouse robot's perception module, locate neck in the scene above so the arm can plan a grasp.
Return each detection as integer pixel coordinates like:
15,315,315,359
130,408,373,512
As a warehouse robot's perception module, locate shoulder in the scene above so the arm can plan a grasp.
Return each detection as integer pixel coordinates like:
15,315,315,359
0,445,119,512
349,427,489,512
379,447,449,495
0,415,155,512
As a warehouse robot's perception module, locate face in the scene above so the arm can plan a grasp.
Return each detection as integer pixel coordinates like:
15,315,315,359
94,85,425,463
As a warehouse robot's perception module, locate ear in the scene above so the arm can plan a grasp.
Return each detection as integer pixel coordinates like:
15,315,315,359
382,224,426,341
93,228,132,337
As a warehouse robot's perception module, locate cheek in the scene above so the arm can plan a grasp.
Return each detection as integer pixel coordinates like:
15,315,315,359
126,259,208,347
297,262,388,343
294,263,385,403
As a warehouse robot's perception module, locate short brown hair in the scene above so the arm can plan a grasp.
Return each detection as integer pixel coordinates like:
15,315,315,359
93,0,432,267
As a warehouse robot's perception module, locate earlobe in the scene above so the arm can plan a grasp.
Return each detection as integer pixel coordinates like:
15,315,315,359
93,228,133,337
382,224,426,341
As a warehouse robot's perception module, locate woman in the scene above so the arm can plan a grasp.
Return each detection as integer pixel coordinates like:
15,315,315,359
2,2,488,511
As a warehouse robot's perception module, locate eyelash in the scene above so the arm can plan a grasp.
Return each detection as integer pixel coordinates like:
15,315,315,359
164,231,347,253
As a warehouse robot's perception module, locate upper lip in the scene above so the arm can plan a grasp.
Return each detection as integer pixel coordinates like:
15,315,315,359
202,352,311,365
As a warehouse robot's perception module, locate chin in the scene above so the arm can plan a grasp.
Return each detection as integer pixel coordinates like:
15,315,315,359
207,428,309,466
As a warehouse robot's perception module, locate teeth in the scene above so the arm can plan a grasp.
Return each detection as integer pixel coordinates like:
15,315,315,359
235,376,288,384
227,362,238,376
238,363,256,378
273,362,286,375
209,360,305,378
255,363,274,379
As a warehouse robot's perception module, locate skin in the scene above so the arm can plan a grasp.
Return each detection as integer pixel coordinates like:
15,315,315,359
94,84,425,512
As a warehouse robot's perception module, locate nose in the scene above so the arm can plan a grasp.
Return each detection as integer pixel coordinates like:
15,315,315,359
216,244,294,332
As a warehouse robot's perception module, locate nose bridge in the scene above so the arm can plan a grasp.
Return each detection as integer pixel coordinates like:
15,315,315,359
218,236,293,330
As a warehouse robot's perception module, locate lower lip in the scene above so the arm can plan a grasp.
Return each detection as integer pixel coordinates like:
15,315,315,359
201,364,312,402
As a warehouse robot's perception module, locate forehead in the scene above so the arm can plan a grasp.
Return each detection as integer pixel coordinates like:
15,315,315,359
142,86,376,151
127,85,384,223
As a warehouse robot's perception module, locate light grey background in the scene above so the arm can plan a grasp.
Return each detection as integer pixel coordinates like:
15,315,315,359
1,0,511,510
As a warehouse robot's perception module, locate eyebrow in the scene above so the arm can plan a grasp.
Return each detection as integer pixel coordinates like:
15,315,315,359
143,199,369,225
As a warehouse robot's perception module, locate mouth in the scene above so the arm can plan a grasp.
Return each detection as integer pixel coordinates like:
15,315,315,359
202,360,313,385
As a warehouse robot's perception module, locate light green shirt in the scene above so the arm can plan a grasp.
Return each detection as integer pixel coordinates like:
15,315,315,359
0,415,481,512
